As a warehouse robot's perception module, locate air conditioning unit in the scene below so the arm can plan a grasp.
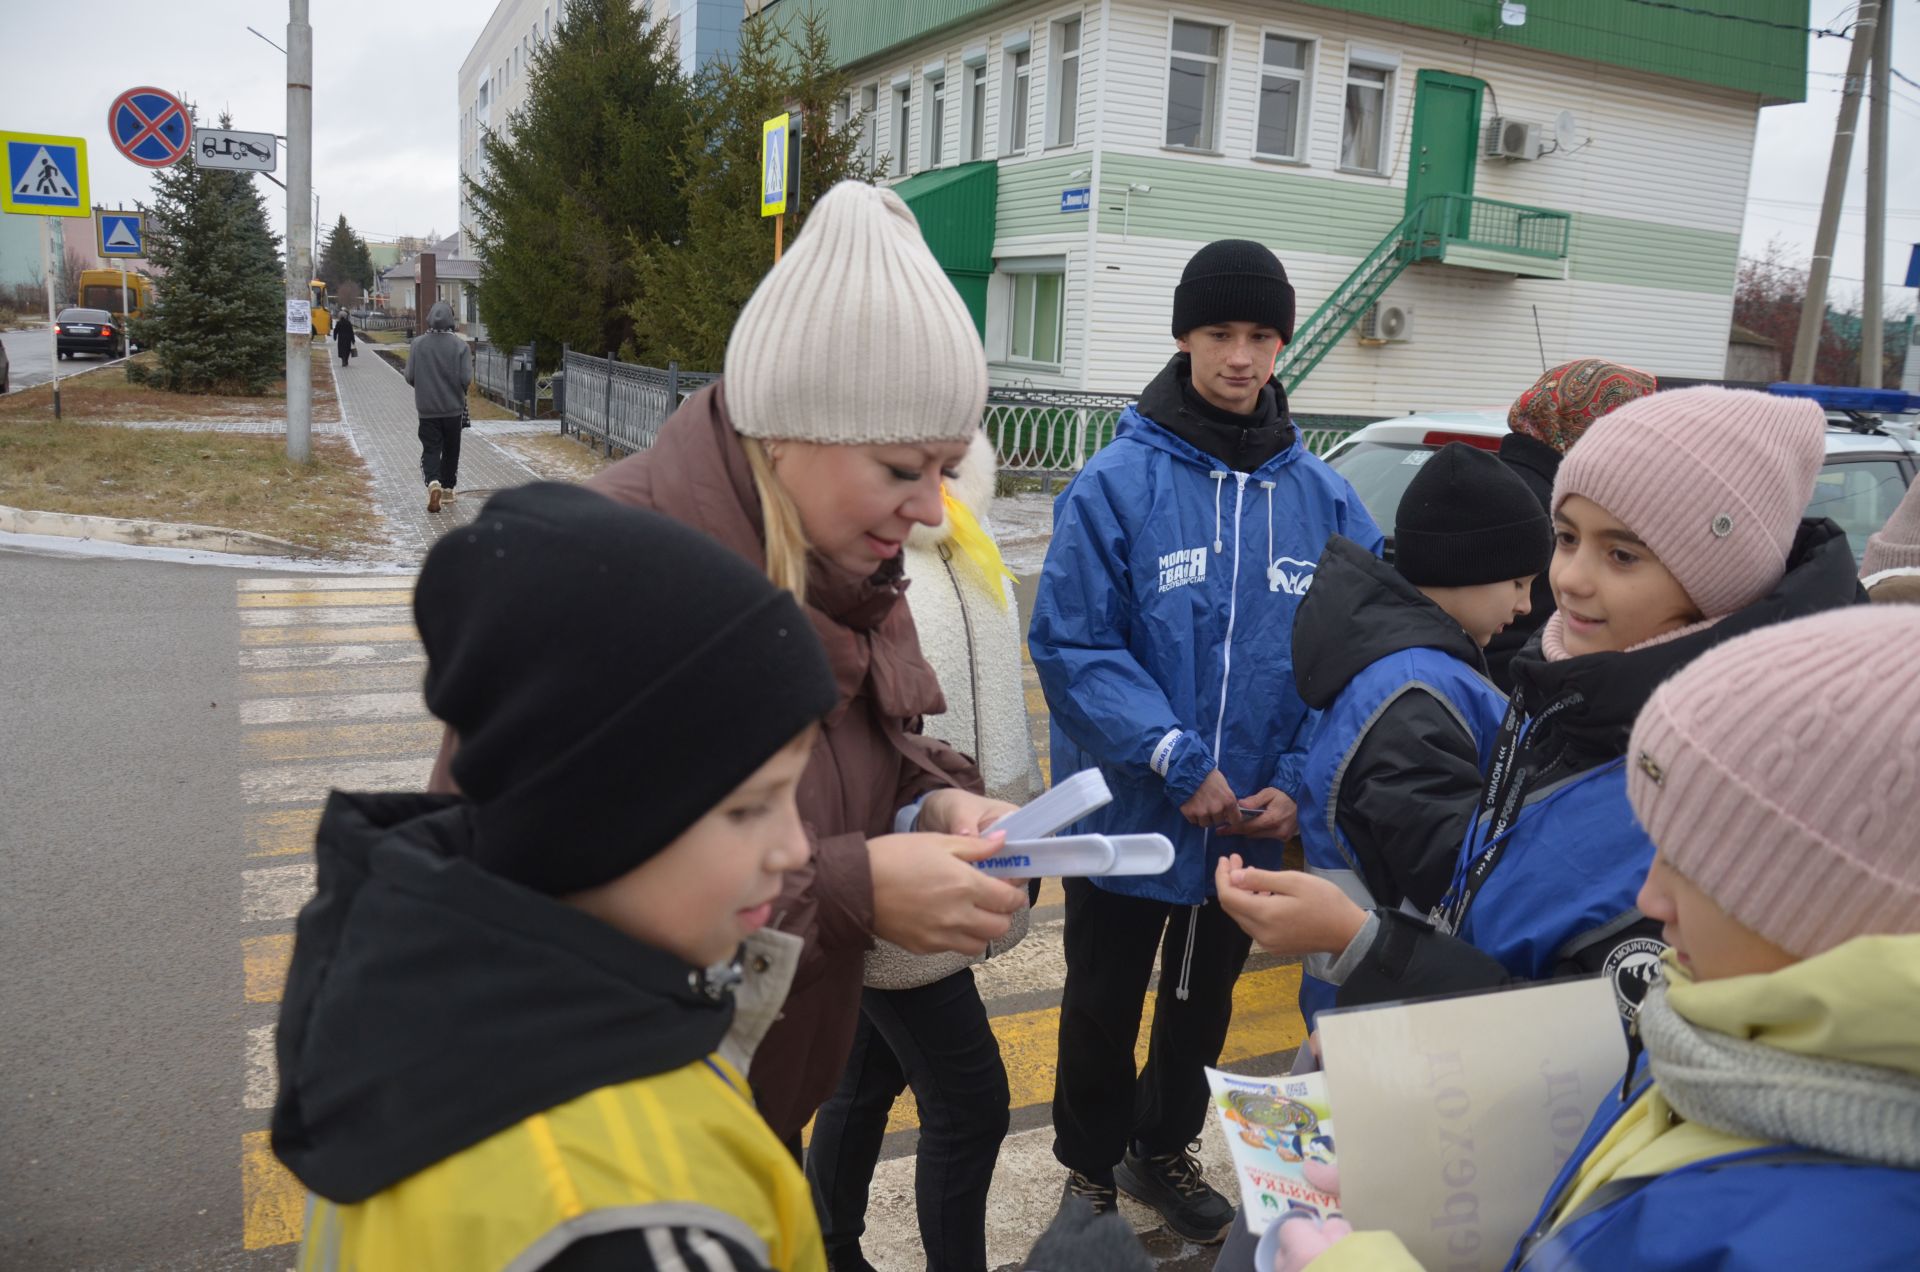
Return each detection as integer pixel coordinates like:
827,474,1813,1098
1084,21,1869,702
1485,117,1542,161
1361,302,1414,343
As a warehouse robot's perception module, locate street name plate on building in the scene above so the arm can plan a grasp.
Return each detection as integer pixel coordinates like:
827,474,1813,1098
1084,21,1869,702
1060,186,1091,214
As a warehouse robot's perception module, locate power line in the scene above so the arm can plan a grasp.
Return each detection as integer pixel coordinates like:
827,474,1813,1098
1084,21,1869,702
1620,0,1856,40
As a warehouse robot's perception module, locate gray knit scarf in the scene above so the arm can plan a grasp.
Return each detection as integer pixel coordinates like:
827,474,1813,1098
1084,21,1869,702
1639,980,1920,1169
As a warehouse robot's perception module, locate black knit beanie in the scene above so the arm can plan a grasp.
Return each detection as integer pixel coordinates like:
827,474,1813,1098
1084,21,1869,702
1394,443,1554,588
1171,239,1296,342
414,482,837,896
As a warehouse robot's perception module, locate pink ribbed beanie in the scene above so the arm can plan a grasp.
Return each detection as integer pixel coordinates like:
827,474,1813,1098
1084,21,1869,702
1552,387,1824,618
1861,478,1920,579
1627,607,1920,958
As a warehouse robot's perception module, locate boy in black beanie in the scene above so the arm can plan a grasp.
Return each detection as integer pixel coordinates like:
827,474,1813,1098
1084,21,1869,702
1031,240,1380,1240
1279,443,1551,1031
270,483,845,1271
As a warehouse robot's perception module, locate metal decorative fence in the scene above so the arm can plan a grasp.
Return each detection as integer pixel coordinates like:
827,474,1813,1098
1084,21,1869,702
547,353,1369,469
559,348,718,455
474,342,516,402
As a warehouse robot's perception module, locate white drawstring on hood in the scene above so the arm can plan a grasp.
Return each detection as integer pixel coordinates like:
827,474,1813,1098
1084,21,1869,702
1211,471,1229,553
1261,480,1277,589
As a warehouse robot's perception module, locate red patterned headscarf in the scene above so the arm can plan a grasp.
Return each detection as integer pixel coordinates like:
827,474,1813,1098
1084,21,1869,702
1508,358,1657,454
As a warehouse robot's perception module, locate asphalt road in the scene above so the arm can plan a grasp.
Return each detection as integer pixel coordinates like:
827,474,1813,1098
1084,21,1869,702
4,325,57,393
0,549,279,1272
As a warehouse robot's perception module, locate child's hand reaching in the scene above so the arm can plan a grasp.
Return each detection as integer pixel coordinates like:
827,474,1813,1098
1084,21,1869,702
1214,855,1369,958
1272,1210,1355,1272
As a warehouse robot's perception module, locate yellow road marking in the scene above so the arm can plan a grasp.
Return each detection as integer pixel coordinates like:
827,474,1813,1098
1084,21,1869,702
241,624,418,647
238,588,413,608
242,1131,305,1250
244,935,295,1004
242,664,426,696
245,719,444,763
246,807,322,858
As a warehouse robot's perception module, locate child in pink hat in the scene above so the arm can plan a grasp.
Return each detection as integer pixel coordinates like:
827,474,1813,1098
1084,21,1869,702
1245,606,1920,1272
1215,388,1864,1031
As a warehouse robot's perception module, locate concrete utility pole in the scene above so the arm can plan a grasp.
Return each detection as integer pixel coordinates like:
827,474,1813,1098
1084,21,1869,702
1791,0,1879,384
1860,2,1892,387
286,0,313,463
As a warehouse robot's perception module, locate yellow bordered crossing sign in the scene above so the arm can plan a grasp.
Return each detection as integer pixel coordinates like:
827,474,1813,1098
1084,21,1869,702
2,131,90,217
761,112,794,218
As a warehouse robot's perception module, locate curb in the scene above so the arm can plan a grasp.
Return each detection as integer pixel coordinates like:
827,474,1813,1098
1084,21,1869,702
0,503,312,557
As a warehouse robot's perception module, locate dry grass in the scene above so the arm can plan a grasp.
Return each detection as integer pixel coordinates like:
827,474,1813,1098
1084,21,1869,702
0,348,341,424
495,431,613,482
0,423,382,556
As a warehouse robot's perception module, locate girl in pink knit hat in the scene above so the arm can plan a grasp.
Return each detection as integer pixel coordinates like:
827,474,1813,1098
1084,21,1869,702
1233,605,1920,1272
1215,387,1864,1031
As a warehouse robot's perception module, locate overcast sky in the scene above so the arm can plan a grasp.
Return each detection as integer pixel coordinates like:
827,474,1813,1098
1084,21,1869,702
0,1,1914,301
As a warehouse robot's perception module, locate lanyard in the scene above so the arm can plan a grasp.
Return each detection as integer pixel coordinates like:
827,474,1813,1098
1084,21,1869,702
1433,685,1583,934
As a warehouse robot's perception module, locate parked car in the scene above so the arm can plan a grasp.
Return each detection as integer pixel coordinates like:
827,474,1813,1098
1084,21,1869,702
54,308,126,360
1324,405,1918,567
0,335,9,393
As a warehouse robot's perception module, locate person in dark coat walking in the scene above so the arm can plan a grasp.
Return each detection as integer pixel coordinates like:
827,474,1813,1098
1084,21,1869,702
1485,358,1656,690
333,310,355,367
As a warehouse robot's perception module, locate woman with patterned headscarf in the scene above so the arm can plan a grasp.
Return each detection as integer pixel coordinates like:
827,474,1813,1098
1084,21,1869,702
1486,358,1657,689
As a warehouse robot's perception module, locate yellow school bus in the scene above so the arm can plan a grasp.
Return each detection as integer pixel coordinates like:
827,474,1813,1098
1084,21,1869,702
310,280,331,340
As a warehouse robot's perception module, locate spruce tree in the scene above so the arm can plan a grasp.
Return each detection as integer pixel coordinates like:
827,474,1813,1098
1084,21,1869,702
468,0,691,360
136,113,284,394
319,215,376,294
625,9,879,369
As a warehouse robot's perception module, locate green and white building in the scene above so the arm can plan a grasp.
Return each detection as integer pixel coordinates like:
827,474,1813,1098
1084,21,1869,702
776,0,1808,416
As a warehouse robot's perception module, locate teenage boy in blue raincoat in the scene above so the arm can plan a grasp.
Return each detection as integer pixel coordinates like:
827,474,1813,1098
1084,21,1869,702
1030,240,1381,1242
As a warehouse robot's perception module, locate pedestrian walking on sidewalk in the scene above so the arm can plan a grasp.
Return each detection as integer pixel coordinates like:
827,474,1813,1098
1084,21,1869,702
405,301,472,513
333,310,355,368
1029,238,1381,1243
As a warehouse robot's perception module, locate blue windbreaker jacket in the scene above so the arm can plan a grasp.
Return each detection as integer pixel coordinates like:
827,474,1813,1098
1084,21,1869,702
1029,390,1381,905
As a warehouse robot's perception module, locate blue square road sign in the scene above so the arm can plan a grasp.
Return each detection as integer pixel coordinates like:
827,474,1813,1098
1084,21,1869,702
1,131,90,216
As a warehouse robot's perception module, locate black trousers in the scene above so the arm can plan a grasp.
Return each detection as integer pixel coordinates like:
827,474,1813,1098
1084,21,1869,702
806,969,1010,1272
418,415,463,489
1052,877,1252,1176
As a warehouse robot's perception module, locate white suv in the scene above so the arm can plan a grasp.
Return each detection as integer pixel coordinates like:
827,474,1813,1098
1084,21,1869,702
1324,408,1917,567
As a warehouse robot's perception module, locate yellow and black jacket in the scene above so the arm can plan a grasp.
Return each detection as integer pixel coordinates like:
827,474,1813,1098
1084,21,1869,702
272,792,826,1272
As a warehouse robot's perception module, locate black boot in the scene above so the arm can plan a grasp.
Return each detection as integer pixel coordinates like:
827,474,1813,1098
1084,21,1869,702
1058,1167,1118,1218
1114,1141,1233,1243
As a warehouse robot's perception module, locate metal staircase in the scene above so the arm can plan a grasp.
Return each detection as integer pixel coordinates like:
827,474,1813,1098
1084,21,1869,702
1276,194,1571,395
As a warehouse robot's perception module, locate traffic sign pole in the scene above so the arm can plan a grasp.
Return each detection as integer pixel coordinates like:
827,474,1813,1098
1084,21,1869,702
286,0,313,464
41,217,60,419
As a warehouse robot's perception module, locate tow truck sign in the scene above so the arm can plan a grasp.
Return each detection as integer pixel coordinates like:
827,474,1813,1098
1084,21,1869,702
195,127,277,173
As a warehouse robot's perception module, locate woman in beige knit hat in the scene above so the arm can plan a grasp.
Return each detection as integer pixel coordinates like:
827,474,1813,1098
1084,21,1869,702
598,182,1023,1272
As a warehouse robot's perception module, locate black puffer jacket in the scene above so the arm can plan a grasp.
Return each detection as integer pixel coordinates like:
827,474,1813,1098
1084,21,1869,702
1484,431,1561,692
1293,536,1494,913
1336,519,1866,1009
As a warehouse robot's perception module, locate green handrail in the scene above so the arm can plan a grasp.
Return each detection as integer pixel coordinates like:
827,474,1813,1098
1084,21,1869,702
1278,195,1571,394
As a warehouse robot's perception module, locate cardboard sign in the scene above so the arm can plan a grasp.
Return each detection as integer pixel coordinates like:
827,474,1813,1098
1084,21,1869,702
1317,976,1627,1272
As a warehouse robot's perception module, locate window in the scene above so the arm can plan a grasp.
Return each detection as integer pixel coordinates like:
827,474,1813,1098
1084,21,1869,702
1005,48,1032,155
1810,461,1911,564
859,84,878,166
1050,17,1081,147
1166,20,1224,150
1256,34,1312,160
925,70,947,168
892,83,911,177
998,266,1064,365
1341,56,1393,173
967,63,987,160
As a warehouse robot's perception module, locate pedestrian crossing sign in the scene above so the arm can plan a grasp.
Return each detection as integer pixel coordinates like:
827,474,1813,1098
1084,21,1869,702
761,113,791,218
96,209,146,259
1,131,89,217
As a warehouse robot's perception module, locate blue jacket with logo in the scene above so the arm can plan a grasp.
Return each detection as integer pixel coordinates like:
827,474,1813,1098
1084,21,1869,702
1334,521,1866,1018
1029,359,1381,905
1292,538,1508,1027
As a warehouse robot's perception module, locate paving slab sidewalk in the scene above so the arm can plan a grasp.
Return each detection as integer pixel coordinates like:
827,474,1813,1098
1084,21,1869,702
328,351,541,559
